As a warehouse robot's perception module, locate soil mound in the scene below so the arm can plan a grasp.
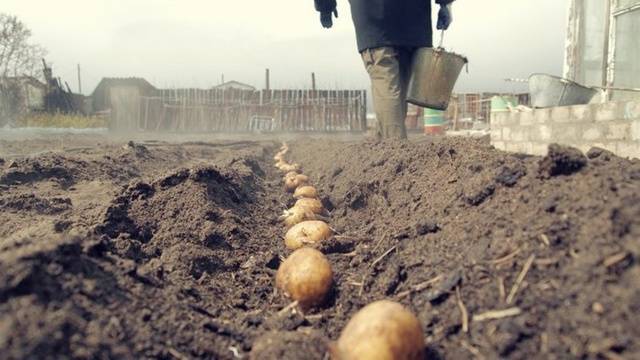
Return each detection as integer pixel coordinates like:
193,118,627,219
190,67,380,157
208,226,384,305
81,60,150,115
0,194,72,215
0,141,285,359
1,137,639,359
287,137,640,359
0,153,82,187
97,164,260,282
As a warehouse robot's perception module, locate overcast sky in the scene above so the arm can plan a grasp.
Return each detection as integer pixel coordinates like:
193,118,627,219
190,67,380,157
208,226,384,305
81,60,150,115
3,0,569,94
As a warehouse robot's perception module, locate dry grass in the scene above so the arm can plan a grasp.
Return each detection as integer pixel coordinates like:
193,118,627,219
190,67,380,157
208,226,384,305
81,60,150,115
17,114,108,128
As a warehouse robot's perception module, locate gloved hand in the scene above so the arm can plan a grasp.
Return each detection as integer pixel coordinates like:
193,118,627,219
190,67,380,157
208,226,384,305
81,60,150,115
320,9,338,29
437,4,453,30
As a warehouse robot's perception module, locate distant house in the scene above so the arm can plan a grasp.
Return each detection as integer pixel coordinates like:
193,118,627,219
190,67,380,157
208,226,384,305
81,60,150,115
0,76,47,109
0,76,48,126
212,81,256,91
18,77,48,110
91,77,156,130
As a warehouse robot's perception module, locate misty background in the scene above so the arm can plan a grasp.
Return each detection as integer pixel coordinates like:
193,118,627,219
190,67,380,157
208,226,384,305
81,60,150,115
3,0,569,94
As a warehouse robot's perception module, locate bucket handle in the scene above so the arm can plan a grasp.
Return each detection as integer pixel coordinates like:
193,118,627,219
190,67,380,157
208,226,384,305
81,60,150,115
437,30,469,74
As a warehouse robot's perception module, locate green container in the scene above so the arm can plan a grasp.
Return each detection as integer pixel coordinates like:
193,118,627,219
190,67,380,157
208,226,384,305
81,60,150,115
491,96,518,113
424,108,445,135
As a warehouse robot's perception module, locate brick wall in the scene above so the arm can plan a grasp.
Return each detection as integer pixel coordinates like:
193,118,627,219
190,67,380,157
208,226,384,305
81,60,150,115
490,100,640,159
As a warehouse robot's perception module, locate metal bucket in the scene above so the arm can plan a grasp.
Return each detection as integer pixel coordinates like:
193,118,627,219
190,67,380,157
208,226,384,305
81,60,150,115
529,74,599,108
407,48,468,110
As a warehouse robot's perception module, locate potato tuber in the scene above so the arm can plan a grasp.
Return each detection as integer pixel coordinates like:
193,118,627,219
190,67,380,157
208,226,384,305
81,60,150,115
295,198,325,215
276,247,333,310
331,300,425,360
284,171,300,181
280,163,301,173
285,174,310,192
294,186,318,199
284,220,333,250
280,206,320,228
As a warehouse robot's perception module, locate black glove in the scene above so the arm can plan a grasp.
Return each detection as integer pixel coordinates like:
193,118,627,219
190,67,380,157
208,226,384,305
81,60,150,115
437,4,453,30
320,9,338,29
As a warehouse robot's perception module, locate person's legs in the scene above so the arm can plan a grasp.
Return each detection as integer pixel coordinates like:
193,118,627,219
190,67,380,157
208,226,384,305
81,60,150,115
361,47,407,140
398,47,416,126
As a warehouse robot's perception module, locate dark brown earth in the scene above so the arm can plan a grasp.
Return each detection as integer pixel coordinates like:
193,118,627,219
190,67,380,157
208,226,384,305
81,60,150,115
1,135,639,359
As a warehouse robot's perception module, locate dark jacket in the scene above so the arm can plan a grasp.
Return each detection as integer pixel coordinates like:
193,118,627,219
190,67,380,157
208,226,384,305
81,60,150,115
315,0,453,52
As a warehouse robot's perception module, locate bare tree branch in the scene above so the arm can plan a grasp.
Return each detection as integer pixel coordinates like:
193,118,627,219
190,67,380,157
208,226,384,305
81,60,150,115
0,13,47,80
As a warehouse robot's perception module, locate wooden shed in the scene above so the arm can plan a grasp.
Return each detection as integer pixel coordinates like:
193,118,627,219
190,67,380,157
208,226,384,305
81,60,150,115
91,78,156,130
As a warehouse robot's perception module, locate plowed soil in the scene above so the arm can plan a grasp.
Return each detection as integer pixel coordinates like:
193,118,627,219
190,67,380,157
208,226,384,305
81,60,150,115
1,135,639,359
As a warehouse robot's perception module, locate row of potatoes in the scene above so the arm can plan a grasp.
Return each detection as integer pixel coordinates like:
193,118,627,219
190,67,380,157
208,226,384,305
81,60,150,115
271,143,427,360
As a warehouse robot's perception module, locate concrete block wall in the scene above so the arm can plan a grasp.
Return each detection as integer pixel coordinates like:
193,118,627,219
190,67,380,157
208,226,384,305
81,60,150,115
491,100,640,159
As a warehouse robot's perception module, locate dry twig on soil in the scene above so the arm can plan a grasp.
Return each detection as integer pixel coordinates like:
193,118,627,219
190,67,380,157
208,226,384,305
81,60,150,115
506,255,536,304
229,346,242,359
396,275,444,299
540,332,549,353
341,251,358,257
603,251,630,268
334,235,366,241
497,277,506,303
534,258,560,266
277,300,300,316
473,307,522,322
460,340,485,359
371,246,397,268
539,234,550,247
168,348,189,360
456,286,469,333
488,248,522,265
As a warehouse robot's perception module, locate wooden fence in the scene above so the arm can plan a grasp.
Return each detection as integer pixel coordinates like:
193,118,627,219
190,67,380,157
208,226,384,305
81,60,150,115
443,93,530,130
136,88,367,132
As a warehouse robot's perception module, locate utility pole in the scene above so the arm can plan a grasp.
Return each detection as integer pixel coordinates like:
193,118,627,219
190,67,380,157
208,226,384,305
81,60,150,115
77,64,82,94
265,68,270,90
311,72,317,91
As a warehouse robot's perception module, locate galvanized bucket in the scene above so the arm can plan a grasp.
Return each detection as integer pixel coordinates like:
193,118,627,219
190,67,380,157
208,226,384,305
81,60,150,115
407,48,468,110
528,74,599,108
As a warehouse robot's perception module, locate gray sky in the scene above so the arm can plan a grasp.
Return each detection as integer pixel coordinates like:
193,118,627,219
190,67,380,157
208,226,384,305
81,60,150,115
3,0,569,94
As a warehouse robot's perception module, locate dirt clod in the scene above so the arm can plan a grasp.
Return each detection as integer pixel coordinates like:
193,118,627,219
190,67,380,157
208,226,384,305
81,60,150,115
415,220,440,235
587,146,615,160
538,144,588,178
